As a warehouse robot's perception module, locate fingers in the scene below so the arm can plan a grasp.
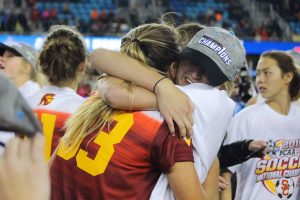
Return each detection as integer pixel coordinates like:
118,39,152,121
172,115,186,139
165,116,175,136
4,137,21,161
31,134,46,163
181,116,193,139
249,140,267,152
165,108,194,139
18,138,31,163
218,176,229,190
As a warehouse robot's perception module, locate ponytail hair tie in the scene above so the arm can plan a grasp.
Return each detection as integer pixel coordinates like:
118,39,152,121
132,38,140,44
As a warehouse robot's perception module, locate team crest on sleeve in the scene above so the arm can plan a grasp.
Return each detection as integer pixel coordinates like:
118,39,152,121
39,93,55,105
255,139,300,199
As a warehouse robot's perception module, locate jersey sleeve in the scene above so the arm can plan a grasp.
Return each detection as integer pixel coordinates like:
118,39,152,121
150,121,194,173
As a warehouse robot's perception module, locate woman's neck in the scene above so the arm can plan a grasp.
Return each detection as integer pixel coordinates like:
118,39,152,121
266,91,291,115
14,76,28,88
50,80,79,91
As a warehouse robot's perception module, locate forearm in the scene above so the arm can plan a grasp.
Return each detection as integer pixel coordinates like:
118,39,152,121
98,76,158,110
91,48,165,91
218,140,254,169
203,158,219,200
167,162,208,200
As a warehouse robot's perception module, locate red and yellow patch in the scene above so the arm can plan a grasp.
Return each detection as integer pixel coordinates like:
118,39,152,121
39,93,55,105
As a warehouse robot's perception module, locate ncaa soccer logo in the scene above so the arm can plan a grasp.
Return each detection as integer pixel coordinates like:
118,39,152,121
275,178,294,199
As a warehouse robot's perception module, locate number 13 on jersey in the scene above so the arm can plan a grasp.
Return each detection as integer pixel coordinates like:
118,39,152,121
57,113,134,176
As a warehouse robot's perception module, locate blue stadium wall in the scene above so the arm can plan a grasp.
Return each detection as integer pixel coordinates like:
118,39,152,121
0,34,300,55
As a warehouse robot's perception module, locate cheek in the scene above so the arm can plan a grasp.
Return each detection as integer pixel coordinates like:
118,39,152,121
5,60,23,75
175,70,184,82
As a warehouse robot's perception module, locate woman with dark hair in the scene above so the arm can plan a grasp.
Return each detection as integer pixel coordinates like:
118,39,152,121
27,25,88,160
223,51,300,200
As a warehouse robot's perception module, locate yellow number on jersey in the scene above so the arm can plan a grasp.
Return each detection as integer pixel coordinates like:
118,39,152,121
40,113,56,160
58,113,134,176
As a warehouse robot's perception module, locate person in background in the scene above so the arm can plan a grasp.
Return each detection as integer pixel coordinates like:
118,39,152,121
0,41,41,150
0,73,50,200
0,41,40,99
246,46,300,106
27,25,88,161
222,50,300,200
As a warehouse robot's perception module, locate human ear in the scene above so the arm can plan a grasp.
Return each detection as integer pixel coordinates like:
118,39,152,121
284,72,294,85
79,59,88,72
167,61,177,82
23,60,33,75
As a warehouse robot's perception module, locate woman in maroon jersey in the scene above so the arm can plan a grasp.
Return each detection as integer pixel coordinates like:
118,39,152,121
50,23,210,200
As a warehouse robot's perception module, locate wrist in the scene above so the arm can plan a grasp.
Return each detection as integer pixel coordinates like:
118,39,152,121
153,77,171,94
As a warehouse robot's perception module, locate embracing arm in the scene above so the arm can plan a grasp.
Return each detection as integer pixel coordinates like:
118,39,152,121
98,76,157,110
166,162,208,200
91,48,166,91
203,158,219,200
91,48,194,137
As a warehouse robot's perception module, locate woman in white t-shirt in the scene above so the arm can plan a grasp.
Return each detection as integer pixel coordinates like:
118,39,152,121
27,25,88,161
0,42,41,149
224,50,300,200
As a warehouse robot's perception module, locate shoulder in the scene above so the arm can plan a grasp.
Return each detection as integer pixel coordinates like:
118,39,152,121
233,103,265,120
227,103,266,137
151,121,193,172
27,86,85,111
179,83,235,109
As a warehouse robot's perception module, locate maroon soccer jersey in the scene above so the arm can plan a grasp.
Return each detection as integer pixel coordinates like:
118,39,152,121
34,109,71,161
50,112,193,200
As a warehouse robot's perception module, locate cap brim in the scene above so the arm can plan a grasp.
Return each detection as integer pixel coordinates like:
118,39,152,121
0,74,41,137
181,48,228,86
0,43,22,57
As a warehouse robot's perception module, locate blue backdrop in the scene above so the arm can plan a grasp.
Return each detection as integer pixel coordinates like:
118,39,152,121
0,34,300,55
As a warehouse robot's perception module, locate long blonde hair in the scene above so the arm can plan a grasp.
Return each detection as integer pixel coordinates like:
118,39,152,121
61,23,181,150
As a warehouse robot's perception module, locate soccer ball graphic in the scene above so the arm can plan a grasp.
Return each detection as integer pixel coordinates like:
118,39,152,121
275,178,294,199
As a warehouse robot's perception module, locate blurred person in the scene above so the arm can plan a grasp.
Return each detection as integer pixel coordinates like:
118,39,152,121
92,26,246,200
0,41,40,150
0,41,40,98
50,23,207,200
0,135,50,200
27,25,87,161
0,73,50,200
223,51,300,200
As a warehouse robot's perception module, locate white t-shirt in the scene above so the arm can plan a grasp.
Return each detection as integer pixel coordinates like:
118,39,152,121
27,85,85,160
19,80,40,99
256,94,265,104
150,83,236,200
27,85,85,113
225,102,300,200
